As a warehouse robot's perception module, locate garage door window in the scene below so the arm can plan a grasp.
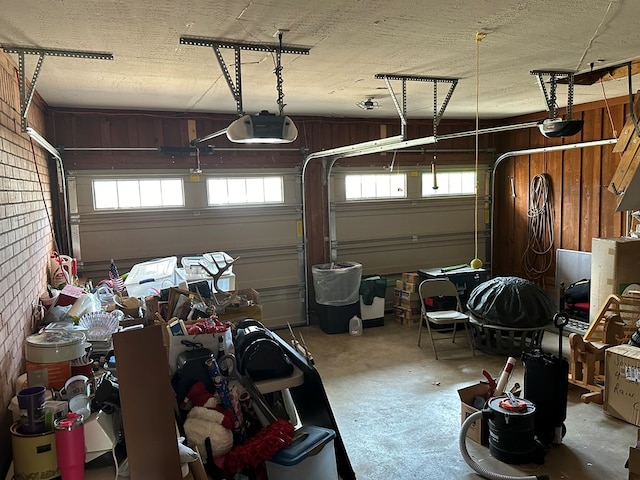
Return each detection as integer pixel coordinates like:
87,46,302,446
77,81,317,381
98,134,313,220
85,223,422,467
422,171,476,196
207,176,284,205
345,174,406,200
93,179,184,209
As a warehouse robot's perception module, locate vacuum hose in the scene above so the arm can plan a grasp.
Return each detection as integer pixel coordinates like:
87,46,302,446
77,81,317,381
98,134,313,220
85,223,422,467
459,410,549,480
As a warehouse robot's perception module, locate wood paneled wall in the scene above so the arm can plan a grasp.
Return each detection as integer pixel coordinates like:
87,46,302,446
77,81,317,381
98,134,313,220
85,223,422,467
492,94,629,289
47,109,485,277
46,92,633,292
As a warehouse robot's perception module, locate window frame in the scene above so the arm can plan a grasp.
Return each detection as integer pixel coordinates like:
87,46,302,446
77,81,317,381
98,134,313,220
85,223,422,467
343,172,408,201
421,169,477,197
92,178,185,210
206,175,285,206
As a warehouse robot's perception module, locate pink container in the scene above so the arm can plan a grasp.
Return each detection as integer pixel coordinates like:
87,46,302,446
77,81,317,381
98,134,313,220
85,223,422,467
54,413,85,480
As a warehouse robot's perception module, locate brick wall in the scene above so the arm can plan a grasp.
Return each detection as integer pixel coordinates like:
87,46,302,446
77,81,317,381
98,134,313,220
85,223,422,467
0,51,54,475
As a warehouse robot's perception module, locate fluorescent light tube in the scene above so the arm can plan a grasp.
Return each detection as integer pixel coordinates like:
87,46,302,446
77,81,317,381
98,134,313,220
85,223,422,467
25,127,62,160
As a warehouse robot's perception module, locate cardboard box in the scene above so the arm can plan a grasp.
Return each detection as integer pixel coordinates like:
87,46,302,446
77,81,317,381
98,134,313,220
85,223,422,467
393,306,421,326
457,383,489,445
590,237,640,322
395,280,417,292
393,289,421,309
402,272,420,284
113,326,183,479
604,344,640,426
218,305,262,323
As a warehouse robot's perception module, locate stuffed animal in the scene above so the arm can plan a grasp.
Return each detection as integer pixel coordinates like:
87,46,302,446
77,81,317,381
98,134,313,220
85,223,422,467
183,406,234,462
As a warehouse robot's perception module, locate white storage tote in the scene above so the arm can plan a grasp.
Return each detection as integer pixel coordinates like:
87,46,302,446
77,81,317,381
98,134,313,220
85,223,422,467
265,425,338,480
124,256,186,298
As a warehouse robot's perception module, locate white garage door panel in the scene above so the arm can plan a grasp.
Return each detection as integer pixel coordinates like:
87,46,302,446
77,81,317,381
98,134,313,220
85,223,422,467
336,235,487,275
335,199,477,239
69,168,305,328
331,166,489,277
257,286,303,330
230,248,301,290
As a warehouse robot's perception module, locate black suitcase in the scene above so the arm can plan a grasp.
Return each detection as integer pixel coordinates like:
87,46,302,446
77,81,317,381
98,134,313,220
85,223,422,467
521,313,569,446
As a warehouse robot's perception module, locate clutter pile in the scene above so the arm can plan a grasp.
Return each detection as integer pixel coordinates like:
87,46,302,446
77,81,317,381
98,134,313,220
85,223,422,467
164,313,299,477
12,251,338,480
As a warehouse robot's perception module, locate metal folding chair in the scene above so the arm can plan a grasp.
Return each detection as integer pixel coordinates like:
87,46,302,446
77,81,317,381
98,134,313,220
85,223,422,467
418,278,475,359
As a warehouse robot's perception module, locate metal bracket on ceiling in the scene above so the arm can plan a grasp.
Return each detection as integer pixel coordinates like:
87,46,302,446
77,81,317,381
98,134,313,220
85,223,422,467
180,36,310,116
374,74,458,139
1,45,113,132
530,70,576,120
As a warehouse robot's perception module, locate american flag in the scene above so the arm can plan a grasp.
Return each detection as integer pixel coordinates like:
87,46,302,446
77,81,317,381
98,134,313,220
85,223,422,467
109,259,125,292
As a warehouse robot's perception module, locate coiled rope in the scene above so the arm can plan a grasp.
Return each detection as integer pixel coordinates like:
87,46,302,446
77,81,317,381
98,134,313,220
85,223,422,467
523,173,554,282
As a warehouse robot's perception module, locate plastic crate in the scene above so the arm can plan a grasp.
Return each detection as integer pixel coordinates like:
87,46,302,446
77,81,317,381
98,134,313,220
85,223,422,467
124,257,186,298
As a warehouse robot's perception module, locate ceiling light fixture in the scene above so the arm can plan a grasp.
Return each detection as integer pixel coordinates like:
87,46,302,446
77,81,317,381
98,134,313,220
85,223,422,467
356,97,381,110
25,127,62,160
181,35,309,145
530,70,584,138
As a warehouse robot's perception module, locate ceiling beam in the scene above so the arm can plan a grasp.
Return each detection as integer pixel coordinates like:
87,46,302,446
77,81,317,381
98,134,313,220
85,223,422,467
179,37,310,56
558,59,640,86
180,36,310,117
1,44,113,131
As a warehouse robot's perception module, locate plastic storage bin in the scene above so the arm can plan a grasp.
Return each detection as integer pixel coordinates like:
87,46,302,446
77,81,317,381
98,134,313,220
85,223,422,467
312,262,362,306
360,275,386,327
124,257,186,298
180,253,236,292
265,425,338,480
181,252,234,276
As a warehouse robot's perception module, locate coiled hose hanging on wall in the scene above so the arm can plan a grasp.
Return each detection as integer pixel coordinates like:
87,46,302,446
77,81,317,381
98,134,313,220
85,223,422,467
522,173,554,282
459,410,549,480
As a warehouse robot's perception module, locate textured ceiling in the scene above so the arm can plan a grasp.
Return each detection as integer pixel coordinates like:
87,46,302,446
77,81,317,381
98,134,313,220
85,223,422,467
1,0,640,120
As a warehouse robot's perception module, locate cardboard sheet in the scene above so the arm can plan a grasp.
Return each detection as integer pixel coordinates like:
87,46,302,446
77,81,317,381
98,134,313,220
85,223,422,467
113,325,182,479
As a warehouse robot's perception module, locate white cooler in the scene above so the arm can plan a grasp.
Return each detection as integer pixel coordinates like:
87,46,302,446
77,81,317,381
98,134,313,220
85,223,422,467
124,256,187,298
266,425,338,480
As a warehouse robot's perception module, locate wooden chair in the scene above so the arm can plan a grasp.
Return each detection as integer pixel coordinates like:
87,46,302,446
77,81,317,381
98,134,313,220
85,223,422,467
418,279,475,360
568,313,625,404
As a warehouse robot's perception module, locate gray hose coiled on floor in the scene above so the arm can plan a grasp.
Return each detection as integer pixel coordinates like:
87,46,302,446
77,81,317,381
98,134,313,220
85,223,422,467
459,410,549,480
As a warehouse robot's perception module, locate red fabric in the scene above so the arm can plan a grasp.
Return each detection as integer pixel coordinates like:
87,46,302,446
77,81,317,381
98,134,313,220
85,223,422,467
571,302,589,311
213,406,236,430
186,381,214,407
223,419,295,473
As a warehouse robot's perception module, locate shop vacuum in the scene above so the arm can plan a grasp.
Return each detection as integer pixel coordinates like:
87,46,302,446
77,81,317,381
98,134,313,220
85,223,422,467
459,394,549,480
459,313,569,480
522,312,569,446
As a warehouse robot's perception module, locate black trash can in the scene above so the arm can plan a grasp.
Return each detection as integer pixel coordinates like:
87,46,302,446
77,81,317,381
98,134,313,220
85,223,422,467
316,302,361,334
312,262,362,334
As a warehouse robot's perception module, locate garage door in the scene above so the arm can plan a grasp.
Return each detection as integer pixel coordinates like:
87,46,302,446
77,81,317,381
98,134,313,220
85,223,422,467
329,164,490,277
67,167,304,329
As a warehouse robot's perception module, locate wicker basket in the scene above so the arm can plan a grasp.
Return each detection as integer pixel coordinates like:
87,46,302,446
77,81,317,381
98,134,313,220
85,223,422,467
468,316,546,355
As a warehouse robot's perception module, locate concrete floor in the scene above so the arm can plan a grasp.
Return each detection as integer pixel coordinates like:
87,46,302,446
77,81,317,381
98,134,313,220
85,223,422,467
71,315,637,480
291,315,637,480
